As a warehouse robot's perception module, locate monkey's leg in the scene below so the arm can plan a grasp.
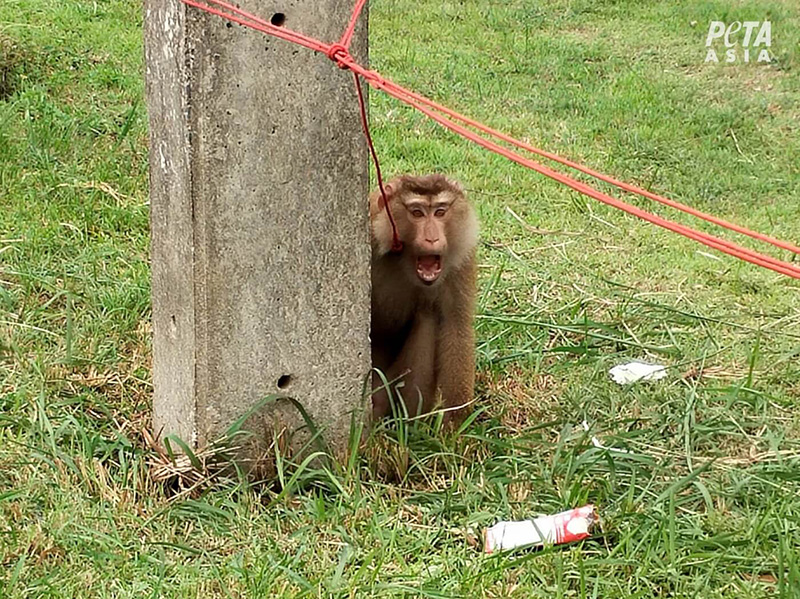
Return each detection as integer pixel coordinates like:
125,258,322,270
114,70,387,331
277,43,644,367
371,345,395,421
387,311,437,417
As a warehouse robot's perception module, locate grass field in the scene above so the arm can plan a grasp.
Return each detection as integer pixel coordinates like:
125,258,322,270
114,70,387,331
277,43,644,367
2,0,800,597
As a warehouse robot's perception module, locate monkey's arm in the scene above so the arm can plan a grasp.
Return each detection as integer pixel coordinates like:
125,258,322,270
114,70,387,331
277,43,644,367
436,258,477,426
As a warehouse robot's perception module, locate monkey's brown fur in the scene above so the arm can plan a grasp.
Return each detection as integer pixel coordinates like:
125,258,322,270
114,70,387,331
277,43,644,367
370,174,478,426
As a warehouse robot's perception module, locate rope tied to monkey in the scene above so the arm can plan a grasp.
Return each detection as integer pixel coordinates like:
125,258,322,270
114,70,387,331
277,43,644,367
180,0,800,279
353,72,403,252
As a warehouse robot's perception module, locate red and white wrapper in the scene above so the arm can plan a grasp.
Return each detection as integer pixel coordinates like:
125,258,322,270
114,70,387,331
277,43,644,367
484,505,597,553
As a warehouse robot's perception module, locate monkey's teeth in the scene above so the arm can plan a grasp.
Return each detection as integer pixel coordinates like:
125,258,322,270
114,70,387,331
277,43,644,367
417,255,442,284
418,270,440,283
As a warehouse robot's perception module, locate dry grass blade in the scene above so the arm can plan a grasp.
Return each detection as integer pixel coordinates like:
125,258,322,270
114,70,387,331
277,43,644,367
141,426,236,495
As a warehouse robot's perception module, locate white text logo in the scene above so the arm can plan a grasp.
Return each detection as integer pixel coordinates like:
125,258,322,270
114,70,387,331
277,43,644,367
705,21,771,63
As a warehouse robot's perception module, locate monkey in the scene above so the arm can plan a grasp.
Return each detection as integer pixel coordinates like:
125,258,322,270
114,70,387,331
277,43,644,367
370,174,479,427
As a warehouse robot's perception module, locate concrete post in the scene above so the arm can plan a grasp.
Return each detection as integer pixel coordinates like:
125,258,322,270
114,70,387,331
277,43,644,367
143,1,370,466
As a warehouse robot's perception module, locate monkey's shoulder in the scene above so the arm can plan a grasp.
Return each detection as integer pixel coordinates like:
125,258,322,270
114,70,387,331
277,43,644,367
371,288,417,329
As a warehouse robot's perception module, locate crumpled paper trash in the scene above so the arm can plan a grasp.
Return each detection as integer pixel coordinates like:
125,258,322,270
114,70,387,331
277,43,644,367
609,361,667,385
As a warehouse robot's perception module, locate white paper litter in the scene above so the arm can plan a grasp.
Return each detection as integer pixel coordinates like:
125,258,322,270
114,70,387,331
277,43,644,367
609,361,667,385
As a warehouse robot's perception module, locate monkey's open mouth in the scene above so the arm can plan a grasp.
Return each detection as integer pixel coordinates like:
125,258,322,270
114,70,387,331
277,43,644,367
416,255,442,284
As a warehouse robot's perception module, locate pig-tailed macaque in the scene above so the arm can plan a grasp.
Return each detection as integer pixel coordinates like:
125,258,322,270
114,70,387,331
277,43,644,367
370,174,478,426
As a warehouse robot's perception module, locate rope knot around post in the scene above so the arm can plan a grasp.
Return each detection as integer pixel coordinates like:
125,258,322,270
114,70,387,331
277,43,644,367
326,44,350,69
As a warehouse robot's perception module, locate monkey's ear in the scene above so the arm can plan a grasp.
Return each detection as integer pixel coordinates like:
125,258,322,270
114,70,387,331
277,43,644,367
377,183,394,209
446,177,464,194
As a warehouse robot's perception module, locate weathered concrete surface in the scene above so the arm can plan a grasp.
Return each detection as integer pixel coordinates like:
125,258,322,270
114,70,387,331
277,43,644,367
144,0,370,464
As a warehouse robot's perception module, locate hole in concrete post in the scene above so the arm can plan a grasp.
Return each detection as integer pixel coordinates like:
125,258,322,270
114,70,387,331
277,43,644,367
277,374,292,389
270,13,286,27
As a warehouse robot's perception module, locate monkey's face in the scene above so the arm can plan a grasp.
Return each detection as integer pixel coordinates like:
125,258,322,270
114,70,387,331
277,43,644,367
401,195,450,286
399,190,477,288
371,175,479,288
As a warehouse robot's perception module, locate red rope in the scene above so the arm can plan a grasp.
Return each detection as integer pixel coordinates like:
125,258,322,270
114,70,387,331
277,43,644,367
183,0,329,53
373,80,800,278
179,0,800,280
339,0,368,50
382,82,800,255
354,73,402,252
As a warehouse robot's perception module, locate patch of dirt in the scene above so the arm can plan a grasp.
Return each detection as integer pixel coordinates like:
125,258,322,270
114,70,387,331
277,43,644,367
0,36,35,100
480,366,563,431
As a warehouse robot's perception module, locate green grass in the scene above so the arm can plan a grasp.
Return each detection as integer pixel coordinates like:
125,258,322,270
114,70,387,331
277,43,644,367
2,0,800,597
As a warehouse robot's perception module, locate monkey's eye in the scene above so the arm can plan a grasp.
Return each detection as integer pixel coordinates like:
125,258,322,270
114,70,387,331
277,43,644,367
434,208,447,218
411,210,425,218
